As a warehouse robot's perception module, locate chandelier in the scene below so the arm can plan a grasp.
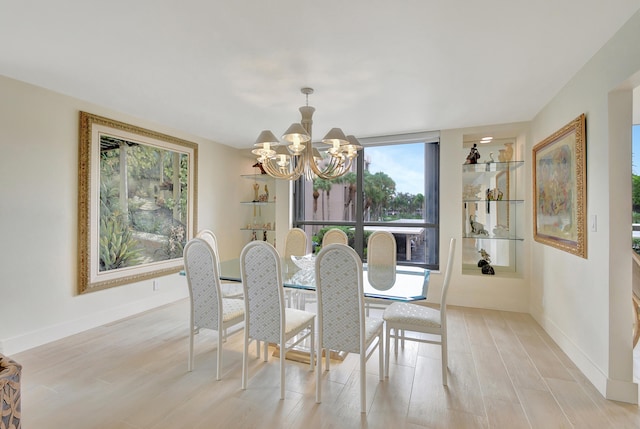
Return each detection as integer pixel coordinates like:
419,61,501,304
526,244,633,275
252,87,362,181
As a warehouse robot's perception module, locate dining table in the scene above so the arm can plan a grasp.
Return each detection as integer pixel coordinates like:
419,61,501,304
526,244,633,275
219,256,431,303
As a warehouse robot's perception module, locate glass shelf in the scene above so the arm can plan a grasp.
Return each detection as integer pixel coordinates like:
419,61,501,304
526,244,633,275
462,160,524,173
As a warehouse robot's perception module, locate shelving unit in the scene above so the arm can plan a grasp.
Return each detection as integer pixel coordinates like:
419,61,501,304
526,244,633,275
462,158,524,275
241,174,276,245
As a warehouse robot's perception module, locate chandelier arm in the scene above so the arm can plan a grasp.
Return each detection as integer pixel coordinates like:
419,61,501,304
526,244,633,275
307,150,352,180
262,156,304,180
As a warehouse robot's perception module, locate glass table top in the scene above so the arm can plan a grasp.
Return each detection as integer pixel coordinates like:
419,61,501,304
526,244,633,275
219,257,430,302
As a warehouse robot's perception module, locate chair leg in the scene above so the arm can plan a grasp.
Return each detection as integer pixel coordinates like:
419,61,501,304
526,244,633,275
360,352,366,413
316,346,323,403
242,332,249,390
384,324,391,378
188,326,194,372
378,332,383,381
393,327,399,355
280,342,285,400
309,325,315,372
216,328,223,381
441,333,448,386
325,347,330,371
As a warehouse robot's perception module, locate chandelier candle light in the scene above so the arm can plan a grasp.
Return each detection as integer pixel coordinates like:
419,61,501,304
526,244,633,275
252,87,362,181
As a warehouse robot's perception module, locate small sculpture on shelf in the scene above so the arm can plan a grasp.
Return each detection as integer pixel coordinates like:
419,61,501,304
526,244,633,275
252,161,267,174
463,184,482,200
486,152,494,163
477,249,495,275
493,224,509,238
258,184,269,202
253,182,260,202
503,142,514,161
469,215,489,236
465,143,481,164
486,187,503,201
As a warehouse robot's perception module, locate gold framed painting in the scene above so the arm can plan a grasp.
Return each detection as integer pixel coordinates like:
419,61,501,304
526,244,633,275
78,112,198,294
532,113,586,258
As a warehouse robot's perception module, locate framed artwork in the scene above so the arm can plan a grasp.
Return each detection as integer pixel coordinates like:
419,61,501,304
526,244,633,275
78,112,198,294
532,113,586,258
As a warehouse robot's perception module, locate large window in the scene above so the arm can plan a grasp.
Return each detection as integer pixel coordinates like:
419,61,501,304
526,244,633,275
293,132,440,269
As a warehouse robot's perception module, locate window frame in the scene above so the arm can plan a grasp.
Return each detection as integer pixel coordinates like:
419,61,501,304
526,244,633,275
293,131,440,270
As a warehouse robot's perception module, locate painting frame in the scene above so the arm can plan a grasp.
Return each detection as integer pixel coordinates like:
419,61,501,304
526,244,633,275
78,112,198,294
532,113,586,258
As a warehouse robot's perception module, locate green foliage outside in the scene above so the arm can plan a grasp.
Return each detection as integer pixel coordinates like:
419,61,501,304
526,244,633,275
632,174,640,254
99,177,143,271
312,226,373,256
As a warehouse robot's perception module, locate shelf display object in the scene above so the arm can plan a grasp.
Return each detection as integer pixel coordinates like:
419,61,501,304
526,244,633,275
241,174,276,245
462,144,523,275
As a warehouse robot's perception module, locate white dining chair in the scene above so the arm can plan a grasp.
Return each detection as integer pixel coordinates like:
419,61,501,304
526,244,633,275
284,227,308,257
240,241,315,400
196,229,244,299
365,230,397,315
183,238,245,380
321,228,348,247
383,238,456,385
284,228,308,307
315,243,384,413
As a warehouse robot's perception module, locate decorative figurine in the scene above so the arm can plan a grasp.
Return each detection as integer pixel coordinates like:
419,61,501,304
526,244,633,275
252,161,267,174
477,249,495,275
463,184,482,200
253,182,260,202
469,215,489,235
486,152,494,163
478,249,491,264
263,230,267,241
486,187,503,201
465,143,481,164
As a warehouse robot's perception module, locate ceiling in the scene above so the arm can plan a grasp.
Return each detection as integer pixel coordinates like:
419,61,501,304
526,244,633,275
1,1,639,149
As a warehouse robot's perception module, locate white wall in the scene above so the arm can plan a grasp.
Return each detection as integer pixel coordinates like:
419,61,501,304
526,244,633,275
529,10,640,403
0,75,245,355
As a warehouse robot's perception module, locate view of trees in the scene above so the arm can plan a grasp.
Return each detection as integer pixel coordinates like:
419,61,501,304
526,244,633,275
311,169,425,222
99,136,189,271
633,174,640,222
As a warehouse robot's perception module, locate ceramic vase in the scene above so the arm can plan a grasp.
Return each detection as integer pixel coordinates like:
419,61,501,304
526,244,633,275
503,142,514,161
498,149,506,162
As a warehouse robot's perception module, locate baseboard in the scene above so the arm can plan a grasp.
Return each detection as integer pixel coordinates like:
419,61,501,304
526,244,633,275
531,307,638,404
0,288,188,356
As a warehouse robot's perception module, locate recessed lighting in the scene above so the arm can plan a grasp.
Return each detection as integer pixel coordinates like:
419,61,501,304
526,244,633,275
480,137,493,143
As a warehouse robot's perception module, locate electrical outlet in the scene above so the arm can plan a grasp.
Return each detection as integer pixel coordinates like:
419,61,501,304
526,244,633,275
153,280,159,291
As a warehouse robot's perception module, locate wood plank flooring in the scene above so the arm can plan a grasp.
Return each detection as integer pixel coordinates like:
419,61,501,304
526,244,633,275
11,299,640,428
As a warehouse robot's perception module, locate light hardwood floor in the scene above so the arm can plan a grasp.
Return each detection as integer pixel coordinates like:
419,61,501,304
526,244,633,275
12,299,640,428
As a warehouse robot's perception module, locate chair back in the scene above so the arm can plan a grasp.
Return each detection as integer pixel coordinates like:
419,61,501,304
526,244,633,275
322,228,348,247
184,238,223,331
196,229,221,269
240,241,284,344
367,230,396,291
315,244,365,354
439,238,456,315
284,228,308,257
